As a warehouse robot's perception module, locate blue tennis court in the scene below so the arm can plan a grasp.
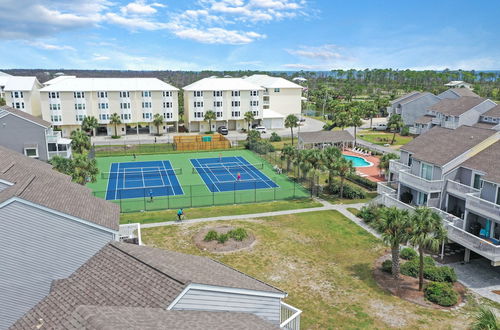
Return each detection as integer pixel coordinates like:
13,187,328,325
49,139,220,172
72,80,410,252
105,160,183,200
190,156,279,193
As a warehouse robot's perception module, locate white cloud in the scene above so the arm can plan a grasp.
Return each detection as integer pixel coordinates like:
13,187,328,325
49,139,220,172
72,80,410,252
286,44,344,60
120,0,165,16
92,53,110,61
205,0,305,22
173,27,265,44
105,13,172,30
28,41,75,51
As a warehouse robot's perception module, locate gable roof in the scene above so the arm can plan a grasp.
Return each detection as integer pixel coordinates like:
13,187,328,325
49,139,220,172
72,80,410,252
401,125,496,166
12,242,284,329
0,146,119,231
428,96,487,116
183,77,264,91
298,130,354,144
40,77,179,92
62,306,278,330
244,74,303,89
43,75,77,86
482,105,500,118
4,76,40,91
0,105,51,127
461,141,500,184
390,91,421,105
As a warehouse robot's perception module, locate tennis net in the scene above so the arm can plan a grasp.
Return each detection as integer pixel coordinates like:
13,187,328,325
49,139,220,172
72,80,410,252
192,163,264,174
101,168,182,179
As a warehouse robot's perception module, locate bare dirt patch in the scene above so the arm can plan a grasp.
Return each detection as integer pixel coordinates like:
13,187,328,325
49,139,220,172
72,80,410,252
373,255,466,310
194,225,256,253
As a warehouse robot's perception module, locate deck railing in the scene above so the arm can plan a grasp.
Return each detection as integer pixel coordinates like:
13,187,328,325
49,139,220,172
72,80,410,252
446,180,479,199
118,223,142,245
388,159,410,173
280,301,302,330
466,192,500,222
398,170,444,193
377,181,397,195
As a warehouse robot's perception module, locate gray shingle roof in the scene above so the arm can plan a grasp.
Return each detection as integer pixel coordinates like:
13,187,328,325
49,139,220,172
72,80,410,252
429,96,486,116
461,141,500,184
62,306,279,330
483,105,500,118
11,242,285,329
414,115,435,124
448,88,480,98
298,130,354,144
401,126,496,166
0,146,119,230
390,91,421,105
0,105,51,127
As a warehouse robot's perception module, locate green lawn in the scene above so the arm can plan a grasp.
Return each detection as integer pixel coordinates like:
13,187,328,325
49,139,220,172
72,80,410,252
120,198,322,224
87,149,310,212
357,130,413,147
142,210,475,329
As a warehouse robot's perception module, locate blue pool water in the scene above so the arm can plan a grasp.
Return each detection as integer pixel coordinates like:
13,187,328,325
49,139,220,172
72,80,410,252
342,155,372,167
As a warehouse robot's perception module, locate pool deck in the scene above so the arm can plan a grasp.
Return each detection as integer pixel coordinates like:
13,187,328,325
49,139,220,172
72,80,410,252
343,150,385,183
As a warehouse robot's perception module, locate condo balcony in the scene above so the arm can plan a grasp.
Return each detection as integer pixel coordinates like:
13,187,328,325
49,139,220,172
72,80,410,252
398,170,444,193
446,180,479,200
466,192,500,222
388,159,410,173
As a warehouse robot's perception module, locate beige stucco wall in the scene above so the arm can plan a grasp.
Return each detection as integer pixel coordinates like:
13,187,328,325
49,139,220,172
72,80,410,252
267,88,301,117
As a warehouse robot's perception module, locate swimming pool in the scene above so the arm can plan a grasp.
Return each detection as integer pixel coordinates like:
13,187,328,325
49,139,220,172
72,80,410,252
342,155,373,167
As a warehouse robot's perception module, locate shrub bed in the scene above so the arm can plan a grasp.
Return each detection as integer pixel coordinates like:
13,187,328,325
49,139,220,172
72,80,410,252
400,247,417,260
382,259,392,273
401,257,457,283
424,282,458,307
203,228,249,243
347,174,378,190
325,180,366,199
357,204,380,223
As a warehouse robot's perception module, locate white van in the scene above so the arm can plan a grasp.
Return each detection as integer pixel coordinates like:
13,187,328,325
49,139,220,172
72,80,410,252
374,123,388,131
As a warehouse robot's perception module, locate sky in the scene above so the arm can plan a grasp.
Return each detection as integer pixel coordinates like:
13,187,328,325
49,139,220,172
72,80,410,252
0,0,499,71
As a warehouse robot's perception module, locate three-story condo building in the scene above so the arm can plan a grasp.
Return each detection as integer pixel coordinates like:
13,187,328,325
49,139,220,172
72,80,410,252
39,77,179,137
183,77,264,132
378,125,500,266
3,76,43,116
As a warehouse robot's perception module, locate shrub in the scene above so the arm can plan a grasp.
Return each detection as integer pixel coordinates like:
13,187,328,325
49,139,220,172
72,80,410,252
204,230,218,242
424,282,458,307
217,233,229,244
347,174,377,190
358,204,380,223
269,132,281,142
424,266,457,283
401,259,419,277
325,180,366,199
247,140,275,154
400,247,417,260
400,126,410,136
228,228,248,241
382,259,392,273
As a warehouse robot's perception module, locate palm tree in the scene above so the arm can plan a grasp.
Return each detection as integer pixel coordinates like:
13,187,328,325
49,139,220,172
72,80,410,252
323,146,341,185
152,113,164,136
472,306,500,330
409,207,447,291
304,148,324,187
387,114,404,145
244,111,255,132
71,153,99,185
297,149,312,181
204,110,216,133
81,116,98,136
378,153,399,178
110,113,121,138
332,108,350,130
363,101,379,129
350,113,363,146
281,145,296,172
334,156,354,199
377,207,411,280
70,129,91,154
285,114,299,145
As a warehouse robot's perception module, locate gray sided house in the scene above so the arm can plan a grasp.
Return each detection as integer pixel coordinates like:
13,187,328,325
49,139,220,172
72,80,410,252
12,242,301,330
0,106,71,161
388,92,441,126
475,105,500,131
438,87,480,99
0,146,119,329
378,125,500,266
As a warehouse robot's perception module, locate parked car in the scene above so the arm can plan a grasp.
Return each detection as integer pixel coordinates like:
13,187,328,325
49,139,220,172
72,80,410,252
254,126,267,134
251,123,259,129
373,123,388,131
217,126,228,135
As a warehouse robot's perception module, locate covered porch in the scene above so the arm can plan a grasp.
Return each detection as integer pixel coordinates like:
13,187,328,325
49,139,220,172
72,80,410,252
297,130,355,150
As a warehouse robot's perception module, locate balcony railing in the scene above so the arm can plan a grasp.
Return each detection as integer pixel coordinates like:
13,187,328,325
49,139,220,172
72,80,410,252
46,130,63,143
398,170,444,193
409,127,418,135
280,301,301,330
388,159,410,173
48,150,70,159
118,223,142,245
377,181,397,195
466,192,500,221
446,180,479,200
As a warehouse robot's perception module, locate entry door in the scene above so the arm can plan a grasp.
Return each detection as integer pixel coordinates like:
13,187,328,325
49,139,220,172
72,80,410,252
417,191,428,206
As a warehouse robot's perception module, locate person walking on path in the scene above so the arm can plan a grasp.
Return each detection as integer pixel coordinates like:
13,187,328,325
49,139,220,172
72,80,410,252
149,189,153,202
219,153,222,162
177,208,184,221
133,153,136,161
237,172,241,181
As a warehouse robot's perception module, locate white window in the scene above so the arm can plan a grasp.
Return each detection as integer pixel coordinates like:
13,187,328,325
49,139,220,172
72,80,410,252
194,91,203,97
120,91,130,98
274,88,280,93
120,103,130,109
216,111,223,118
231,101,240,107
252,111,259,116
50,104,60,111
162,91,172,97
98,91,108,98
99,114,110,120
194,112,204,118
50,115,62,122
231,91,240,97
163,112,173,119
12,91,23,98
75,114,86,122
420,163,433,181
231,111,240,117
142,91,151,97
74,103,86,110
142,113,152,119
73,91,85,98
49,92,59,99
120,113,131,120
142,102,152,108
163,102,172,108
24,147,38,158
98,103,109,110
250,100,259,106
250,90,258,96
214,101,222,107
194,101,203,108
213,91,223,97
14,102,24,109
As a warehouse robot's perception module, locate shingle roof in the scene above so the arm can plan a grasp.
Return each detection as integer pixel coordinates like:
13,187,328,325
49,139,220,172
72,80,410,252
428,96,487,116
483,105,500,117
62,306,278,330
473,122,497,129
0,146,119,230
401,125,497,166
390,91,421,105
244,74,303,89
414,115,435,124
298,130,354,144
0,105,51,127
183,77,264,91
399,92,436,105
447,88,479,98
40,77,179,92
12,242,284,329
461,141,500,184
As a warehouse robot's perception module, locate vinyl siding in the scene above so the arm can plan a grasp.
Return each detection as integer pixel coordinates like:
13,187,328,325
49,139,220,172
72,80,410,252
399,94,440,126
172,289,281,325
0,114,48,161
0,201,115,329
481,181,497,203
0,182,10,192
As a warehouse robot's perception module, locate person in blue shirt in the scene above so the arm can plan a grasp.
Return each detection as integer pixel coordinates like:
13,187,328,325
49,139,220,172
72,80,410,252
149,189,153,202
177,208,184,221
